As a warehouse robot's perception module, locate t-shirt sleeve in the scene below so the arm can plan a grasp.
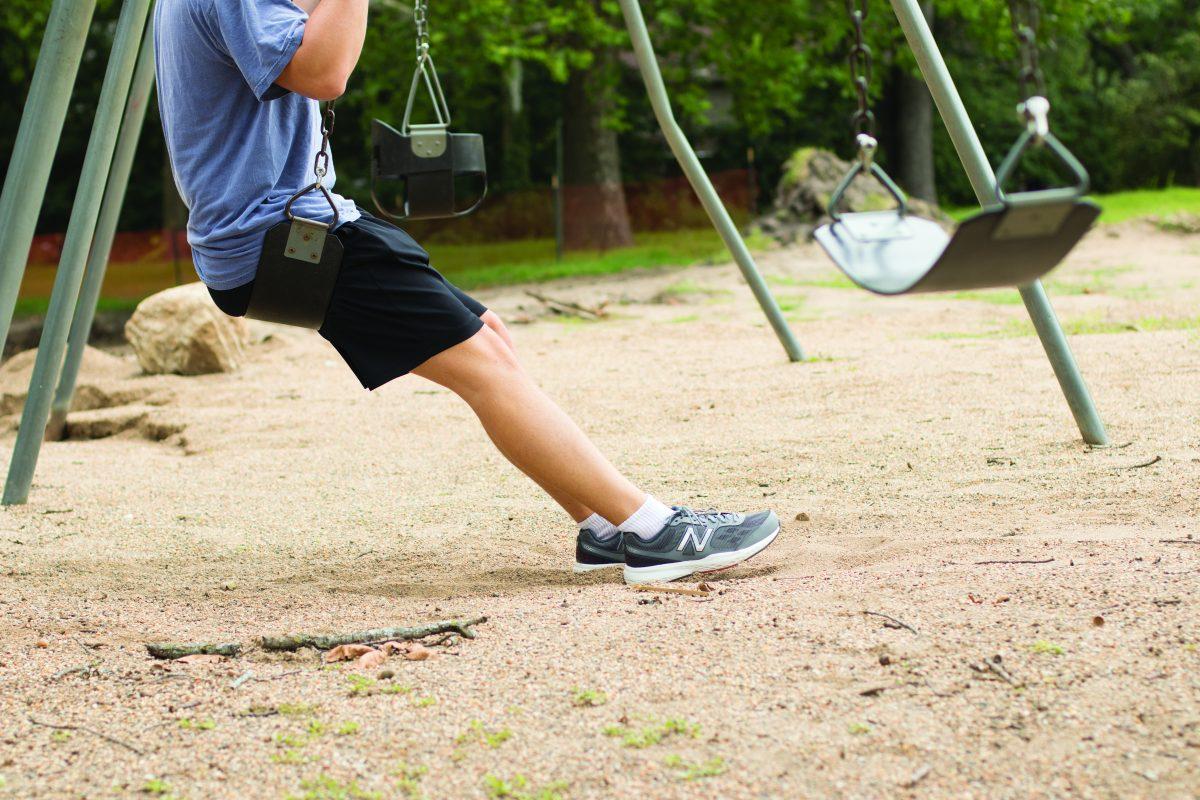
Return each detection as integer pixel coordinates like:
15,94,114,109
209,0,308,101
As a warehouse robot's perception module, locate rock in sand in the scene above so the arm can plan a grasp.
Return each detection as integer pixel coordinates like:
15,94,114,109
125,282,249,375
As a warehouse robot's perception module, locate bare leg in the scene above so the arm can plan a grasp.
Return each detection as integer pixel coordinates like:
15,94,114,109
476,311,596,523
412,326,645,525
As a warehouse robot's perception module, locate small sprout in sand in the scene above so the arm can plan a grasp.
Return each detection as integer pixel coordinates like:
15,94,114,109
483,774,569,800
178,717,216,731
271,748,309,766
603,718,700,748
393,763,428,798
381,683,412,696
278,702,319,717
1029,640,1066,656
663,754,727,781
847,722,872,736
50,730,72,743
286,774,381,800
413,696,437,708
335,722,360,736
306,719,328,737
347,674,378,696
456,720,512,749
141,779,175,797
275,732,309,749
571,687,608,707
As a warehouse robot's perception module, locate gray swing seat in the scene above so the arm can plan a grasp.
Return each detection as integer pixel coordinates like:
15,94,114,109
815,127,1099,295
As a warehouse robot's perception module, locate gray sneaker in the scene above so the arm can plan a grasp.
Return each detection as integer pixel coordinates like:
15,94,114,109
623,508,780,585
573,527,625,573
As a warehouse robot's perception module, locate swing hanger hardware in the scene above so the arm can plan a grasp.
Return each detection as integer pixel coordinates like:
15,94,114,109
1018,95,1051,143
285,100,340,228
1009,1,1050,145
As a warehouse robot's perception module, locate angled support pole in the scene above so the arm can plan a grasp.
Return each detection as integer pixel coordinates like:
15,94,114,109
616,0,805,362
47,19,158,442
889,0,1108,445
4,0,155,505
0,0,99,352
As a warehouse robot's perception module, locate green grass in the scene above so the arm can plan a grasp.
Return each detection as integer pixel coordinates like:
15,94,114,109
947,186,1200,223
929,313,1200,340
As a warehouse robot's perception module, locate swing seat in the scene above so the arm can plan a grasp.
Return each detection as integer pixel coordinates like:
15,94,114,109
814,197,1100,295
371,119,487,221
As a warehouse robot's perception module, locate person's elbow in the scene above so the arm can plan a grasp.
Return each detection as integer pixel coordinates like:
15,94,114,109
276,67,347,102
306,76,347,102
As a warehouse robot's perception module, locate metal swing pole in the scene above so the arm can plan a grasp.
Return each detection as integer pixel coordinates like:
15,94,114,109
47,19,158,443
4,0,155,505
0,0,100,352
888,0,1108,446
616,0,805,363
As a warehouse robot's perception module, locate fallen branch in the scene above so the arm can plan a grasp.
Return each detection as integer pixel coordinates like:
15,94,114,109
28,715,143,755
259,617,487,652
146,642,242,660
902,764,933,789
631,584,711,598
1118,455,1162,469
525,290,608,320
863,611,917,634
974,558,1054,566
969,655,1020,687
52,662,100,680
1160,539,1199,545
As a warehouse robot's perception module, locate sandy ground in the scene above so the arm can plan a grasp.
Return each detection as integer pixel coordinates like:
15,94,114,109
0,220,1198,800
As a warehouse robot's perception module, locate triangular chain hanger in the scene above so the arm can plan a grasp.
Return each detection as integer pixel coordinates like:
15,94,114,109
402,50,452,134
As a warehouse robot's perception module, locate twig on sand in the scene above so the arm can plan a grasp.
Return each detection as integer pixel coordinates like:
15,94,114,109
52,662,100,680
1117,455,1162,469
1160,539,1200,545
863,611,917,634
146,642,242,660
259,617,488,652
230,670,254,689
525,290,609,319
28,715,143,755
902,764,932,788
631,584,712,598
974,558,1054,566
969,655,1021,687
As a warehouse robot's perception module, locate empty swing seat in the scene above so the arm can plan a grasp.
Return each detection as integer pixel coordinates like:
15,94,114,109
372,119,487,221
814,196,1100,295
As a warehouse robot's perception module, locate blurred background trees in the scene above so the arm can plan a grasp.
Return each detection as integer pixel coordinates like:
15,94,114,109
2,0,1197,248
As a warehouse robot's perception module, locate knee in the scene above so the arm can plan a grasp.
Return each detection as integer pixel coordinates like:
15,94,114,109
481,310,515,350
442,326,525,398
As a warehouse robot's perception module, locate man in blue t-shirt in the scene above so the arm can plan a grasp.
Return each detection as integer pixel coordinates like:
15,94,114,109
154,0,780,584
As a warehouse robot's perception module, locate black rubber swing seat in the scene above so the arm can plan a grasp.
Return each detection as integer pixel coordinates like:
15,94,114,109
371,119,487,221
814,197,1101,295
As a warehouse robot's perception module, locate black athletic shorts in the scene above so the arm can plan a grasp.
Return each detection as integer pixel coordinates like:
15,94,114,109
208,209,486,390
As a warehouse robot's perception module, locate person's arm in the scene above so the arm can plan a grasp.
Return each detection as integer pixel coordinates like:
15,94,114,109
277,0,369,101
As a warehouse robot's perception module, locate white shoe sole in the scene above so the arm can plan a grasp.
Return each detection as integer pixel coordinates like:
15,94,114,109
573,561,623,574
622,525,780,585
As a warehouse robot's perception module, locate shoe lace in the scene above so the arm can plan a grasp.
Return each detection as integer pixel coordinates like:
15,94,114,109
671,506,739,526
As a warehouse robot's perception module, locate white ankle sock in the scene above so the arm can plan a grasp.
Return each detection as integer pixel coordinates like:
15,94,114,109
578,512,620,541
618,496,675,541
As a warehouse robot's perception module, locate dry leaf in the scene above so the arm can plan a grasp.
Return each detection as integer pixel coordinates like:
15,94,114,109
379,641,409,656
323,643,377,663
176,654,226,665
404,643,432,661
356,650,388,669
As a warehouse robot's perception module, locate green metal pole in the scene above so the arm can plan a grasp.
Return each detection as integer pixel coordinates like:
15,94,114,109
554,119,564,263
4,0,154,505
46,19,157,443
888,0,1108,445
616,0,804,362
0,0,99,353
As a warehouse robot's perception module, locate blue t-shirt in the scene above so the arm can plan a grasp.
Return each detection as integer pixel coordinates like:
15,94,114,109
154,0,360,290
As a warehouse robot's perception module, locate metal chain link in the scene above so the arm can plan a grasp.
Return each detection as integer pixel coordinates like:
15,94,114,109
847,0,874,138
1008,0,1046,101
414,0,430,59
312,101,337,185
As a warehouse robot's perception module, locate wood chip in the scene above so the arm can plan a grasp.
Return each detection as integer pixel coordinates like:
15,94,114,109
630,584,711,598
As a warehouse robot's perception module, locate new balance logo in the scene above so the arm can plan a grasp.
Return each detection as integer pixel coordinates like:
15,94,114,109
677,525,714,553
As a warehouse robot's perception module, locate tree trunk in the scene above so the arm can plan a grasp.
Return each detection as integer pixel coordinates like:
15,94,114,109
894,1,938,204
499,58,532,192
562,50,634,251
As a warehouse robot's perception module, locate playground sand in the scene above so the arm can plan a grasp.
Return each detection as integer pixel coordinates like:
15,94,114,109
0,220,1197,799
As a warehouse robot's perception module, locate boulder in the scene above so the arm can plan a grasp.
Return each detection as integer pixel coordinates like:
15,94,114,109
755,147,948,245
125,283,249,375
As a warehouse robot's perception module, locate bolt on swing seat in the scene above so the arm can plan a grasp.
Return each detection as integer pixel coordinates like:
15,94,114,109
814,112,1100,296
370,35,486,221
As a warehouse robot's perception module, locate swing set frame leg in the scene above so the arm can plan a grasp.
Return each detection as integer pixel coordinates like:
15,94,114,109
888,0,1108,446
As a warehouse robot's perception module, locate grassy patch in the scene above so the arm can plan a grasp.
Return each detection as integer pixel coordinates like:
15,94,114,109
483,774,569,800
335,721,360,736
847,722,872,735
1029,640,1066,655
413,695,437,708
393,763,428,798
571,687,608,708
668,313,700,324
946,187,1200,223
928,313,1200,340
177,717,216,731
141,779,178,798
277,703,319,717
456,720,512,749
286,775,381,800
663,755,727,781
602,718,700,748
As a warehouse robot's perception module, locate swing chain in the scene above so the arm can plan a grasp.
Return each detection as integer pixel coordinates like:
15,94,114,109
1008,0,1050,142
414,0,430,58
312,101,337,186
846,0,877,167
